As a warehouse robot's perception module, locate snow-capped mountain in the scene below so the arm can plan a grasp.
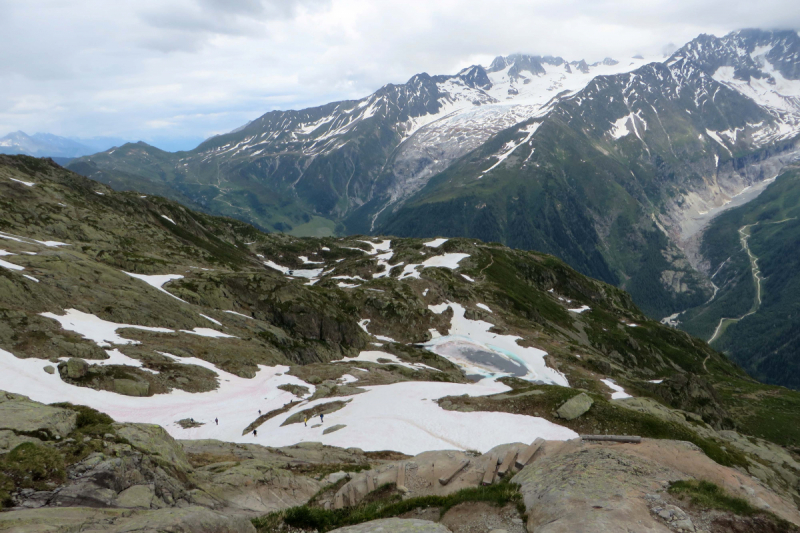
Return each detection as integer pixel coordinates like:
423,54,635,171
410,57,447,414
69,29,800,324
69,53,658,231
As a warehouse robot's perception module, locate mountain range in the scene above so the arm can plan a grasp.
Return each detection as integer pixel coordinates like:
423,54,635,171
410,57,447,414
65,29,800,391
0,131,127,160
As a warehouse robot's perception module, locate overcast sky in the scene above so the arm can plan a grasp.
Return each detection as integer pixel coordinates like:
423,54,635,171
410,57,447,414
1,0,799,151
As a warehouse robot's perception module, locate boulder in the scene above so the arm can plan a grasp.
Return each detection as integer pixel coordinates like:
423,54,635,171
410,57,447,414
323,424,346,435
61,357,89,379
113,379,150,397
43,365,55,374
556,392,593,420
115,484,155,509
329,518,452,533
0,391,77,437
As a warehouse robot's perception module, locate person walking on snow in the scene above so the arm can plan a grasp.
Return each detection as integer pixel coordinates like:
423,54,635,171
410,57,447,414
253,429,257,437
304,416,308,427
320,413,324,423
215,418,218,425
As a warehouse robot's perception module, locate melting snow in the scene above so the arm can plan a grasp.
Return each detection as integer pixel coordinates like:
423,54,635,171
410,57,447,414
601,378,632,400
263,260,324,279
9,178,35,187
424,238,449,248
0,346,576,453
123,272,186,303
180,328,236,339
223,310,252,319
568,305,591,313
425,303,569,386
199,314,222,326
476,303,492,313
358,319,397,343
161,215,176,224
0,251,24,272
40,309,174,347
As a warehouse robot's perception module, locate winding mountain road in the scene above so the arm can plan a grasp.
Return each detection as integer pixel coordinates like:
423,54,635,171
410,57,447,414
708,218,795,344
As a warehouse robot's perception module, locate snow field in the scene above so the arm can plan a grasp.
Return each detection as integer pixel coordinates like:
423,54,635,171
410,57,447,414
41,309,174,347
0,346,578,454
425,302,569,386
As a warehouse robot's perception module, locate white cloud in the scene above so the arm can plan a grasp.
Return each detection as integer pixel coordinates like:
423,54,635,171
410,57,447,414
0,0,798,151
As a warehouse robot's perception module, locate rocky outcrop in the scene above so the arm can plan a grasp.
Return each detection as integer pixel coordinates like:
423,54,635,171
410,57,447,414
512,439,800,531
0,391,77,439
643,374,733,429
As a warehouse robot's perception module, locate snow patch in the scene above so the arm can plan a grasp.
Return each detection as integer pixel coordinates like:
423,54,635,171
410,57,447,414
40,309,174,347
123,272,186,303
601,378,632,400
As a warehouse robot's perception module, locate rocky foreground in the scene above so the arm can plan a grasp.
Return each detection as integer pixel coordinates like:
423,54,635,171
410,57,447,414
1,391,798,533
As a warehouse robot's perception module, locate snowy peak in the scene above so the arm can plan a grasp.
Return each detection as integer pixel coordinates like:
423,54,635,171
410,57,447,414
456,65,493,90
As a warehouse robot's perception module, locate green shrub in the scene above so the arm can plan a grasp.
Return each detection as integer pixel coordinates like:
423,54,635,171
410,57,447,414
3,443,66,489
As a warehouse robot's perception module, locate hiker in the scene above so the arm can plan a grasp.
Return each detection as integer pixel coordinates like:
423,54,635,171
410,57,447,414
215,418,218,425
258,409,261,415
320,413,324,423
253,429,257,437
304,416,308,427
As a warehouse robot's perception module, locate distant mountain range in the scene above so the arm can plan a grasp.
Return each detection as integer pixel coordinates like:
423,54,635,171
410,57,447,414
0,131,127,159
66,29,800,388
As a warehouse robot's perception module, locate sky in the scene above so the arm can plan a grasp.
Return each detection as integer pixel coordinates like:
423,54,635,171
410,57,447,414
1,0,799,152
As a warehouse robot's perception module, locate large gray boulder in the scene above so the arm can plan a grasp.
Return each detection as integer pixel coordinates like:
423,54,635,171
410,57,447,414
329,518,452,533
556,392,593,420
0,391,77,438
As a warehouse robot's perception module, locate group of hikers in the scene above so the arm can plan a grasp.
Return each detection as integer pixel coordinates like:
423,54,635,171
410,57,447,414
251,411,324,437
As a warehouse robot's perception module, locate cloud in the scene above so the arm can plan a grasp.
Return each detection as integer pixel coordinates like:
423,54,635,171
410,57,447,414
0,0,798,151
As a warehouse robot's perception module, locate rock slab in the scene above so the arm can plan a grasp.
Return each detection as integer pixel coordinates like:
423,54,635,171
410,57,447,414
556,393,594,420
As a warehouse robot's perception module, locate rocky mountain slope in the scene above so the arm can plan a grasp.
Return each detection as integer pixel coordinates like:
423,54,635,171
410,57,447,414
1,155,800,529
380,29,800,320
